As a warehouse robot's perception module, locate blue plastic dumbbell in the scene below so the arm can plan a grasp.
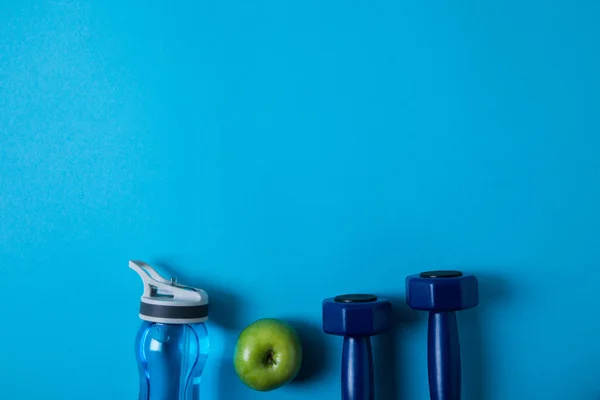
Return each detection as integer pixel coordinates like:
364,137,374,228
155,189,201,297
322,294,392,400
406,270,479,400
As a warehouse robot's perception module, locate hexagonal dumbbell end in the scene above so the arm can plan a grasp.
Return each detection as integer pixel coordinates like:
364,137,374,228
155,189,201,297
406,270,479,312
322,294,392,400
406,270,479,400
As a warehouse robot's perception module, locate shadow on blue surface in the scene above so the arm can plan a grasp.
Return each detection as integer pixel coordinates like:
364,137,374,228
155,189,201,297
153,259,244,330
374,295,423,400
460,272,509,400
287,318,334,384
152,259,249,398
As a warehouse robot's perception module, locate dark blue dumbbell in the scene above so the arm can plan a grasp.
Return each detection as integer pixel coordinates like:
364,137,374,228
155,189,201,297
406,270,479,400
322,294,392,400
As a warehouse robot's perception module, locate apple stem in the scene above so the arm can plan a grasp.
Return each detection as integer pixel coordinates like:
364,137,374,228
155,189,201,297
266,350,276,366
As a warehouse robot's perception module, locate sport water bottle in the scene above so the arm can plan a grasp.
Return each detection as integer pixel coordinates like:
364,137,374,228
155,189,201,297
129,260,210,400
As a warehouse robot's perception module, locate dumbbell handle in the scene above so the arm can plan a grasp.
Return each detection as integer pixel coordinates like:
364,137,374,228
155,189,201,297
341,336,374,400
428,312,461,400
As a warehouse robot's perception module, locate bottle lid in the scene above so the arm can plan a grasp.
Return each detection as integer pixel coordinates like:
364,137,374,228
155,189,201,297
129,260,209,324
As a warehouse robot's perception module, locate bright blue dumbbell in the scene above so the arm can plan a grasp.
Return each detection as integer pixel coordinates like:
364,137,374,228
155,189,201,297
406,270,479,400
322,294,392,400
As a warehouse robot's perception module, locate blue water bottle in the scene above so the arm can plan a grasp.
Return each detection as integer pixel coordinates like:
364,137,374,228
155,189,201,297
129,260,210,400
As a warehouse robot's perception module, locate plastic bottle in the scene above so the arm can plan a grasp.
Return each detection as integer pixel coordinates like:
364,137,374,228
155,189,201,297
129,260,210,400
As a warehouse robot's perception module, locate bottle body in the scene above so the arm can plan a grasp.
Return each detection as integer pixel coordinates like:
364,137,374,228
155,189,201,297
136,321,209,400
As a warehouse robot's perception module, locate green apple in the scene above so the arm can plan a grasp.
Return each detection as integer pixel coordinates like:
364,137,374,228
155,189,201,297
233,318,302,391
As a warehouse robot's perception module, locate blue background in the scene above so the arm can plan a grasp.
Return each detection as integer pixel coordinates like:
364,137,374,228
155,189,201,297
1,0,599,399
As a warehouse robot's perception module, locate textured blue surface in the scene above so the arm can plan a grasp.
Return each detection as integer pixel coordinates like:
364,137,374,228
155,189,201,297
1,1,599,399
